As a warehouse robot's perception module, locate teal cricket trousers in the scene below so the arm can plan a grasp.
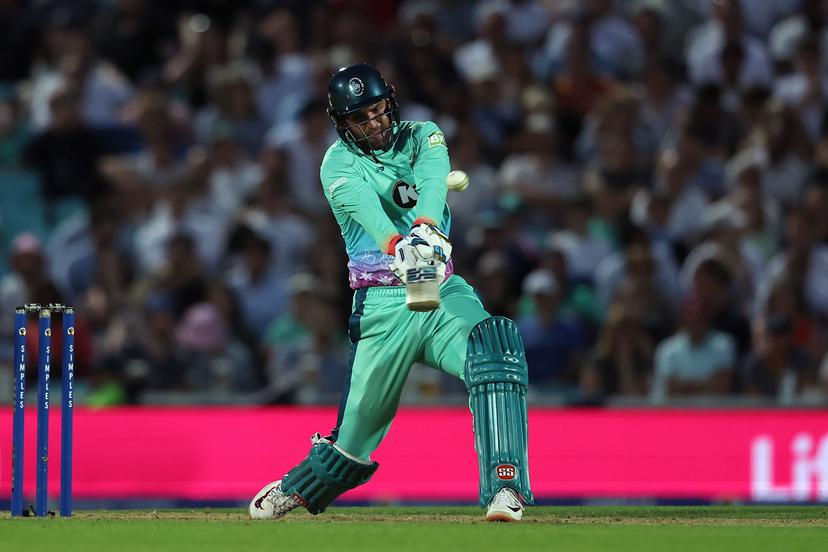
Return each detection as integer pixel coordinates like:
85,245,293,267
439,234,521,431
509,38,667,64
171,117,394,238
332,275,489,460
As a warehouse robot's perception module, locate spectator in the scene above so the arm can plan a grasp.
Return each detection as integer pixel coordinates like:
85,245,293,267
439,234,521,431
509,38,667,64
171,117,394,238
610,246,676,344
133,232,207,318
445,122,498,233
582,303,653,400
0,233,63,357
758,277,823,364
594,226,679,315
255,8,314,127
801,177,828,245
497,113,580,218
0,0,38,82
226,231,287,341
726,157,782,262
194,67,268,157
120,90,191,193
651,293,737,403
94,0,176,83
175,302,258,393
0,86,31,167
729,103,811,208
768,0,826,69
203,127,262,221
541,0,644,79
550,15,615,124
757,207,828,319
100,291,180,394
547,195,612,283
691,257,752,360
261,289,349,404
635,60,693,143
163,13,233,110
265,98,335,216
132,163,229,275
773,34,828,142
60,196,132,306
679,201,765,306
240,156,314,273
534,243,601,329
517,269,585,390
24,86,111,219
30,8,133,129
685,0,773,90
742,313,817,404
577,87,658,167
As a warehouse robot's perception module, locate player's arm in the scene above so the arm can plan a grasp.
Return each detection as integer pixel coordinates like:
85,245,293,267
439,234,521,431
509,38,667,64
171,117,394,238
324,171,403,254
410,122,449,228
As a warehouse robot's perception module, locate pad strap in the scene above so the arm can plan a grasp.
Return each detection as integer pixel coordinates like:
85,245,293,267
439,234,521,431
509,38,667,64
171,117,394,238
282,439,379,514
465,316,534,506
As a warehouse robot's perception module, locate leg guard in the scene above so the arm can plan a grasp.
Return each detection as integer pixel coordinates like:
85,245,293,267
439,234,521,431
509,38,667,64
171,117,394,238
465,316,534,506
281,437,379,514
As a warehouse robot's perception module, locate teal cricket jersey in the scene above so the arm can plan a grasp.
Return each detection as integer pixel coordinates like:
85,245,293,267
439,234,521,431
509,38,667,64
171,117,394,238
320,120,453,289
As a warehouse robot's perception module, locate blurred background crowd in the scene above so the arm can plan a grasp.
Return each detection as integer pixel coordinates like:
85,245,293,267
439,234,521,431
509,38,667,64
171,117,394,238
1,0,828,407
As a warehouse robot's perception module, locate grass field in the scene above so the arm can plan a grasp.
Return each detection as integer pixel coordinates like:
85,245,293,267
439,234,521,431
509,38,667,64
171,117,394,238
2,506,826,552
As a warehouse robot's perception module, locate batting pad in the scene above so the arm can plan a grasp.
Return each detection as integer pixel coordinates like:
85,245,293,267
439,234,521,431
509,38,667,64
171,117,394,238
281,440,379,514
465,317,534,506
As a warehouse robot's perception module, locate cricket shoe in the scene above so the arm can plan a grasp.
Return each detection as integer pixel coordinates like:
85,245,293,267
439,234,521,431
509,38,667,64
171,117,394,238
249,480,302,519
485,487,523,522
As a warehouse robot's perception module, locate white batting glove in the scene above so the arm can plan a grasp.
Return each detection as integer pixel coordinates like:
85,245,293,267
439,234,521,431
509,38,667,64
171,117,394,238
389,235,440,284
410,223,452,264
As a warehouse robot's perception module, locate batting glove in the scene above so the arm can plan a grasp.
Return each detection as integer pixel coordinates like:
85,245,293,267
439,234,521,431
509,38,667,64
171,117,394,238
389,235,441,284
410,222,452,264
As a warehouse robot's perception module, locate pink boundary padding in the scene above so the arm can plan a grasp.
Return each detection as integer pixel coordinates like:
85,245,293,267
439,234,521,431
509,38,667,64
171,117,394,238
1,407,828,502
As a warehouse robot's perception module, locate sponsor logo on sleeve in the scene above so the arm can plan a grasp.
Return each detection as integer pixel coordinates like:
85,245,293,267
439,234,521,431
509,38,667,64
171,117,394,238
328,177,347,196
427,132,446,148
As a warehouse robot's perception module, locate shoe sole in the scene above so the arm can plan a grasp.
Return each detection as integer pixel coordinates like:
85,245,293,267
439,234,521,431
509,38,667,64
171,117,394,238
485,512,521,522
249,480,282,519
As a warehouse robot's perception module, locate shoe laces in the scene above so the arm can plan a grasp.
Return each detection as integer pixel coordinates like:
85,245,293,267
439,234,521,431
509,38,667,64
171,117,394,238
493,487,522,509
311,432,333,445
265,483,300,514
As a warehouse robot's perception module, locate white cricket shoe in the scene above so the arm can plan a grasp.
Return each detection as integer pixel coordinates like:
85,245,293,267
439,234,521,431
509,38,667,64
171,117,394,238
249,480,302,519
485,487,523,522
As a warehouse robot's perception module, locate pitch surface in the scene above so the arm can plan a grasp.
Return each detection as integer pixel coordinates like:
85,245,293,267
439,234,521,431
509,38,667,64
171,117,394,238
2,506,826,551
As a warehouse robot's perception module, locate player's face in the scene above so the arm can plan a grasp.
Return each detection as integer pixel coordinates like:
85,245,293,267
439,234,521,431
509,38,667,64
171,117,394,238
344,99,392,150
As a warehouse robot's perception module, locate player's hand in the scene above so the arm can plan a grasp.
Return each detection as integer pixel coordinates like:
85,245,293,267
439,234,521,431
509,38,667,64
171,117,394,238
389,235,440,284
410,223,452,264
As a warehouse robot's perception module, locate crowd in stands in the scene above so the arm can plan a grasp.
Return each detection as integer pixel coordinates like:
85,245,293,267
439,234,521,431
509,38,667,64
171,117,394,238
1,0,828,406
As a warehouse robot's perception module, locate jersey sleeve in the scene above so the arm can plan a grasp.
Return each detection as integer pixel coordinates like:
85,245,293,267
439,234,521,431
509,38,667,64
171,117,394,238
322,162,402,254
411,121,450,227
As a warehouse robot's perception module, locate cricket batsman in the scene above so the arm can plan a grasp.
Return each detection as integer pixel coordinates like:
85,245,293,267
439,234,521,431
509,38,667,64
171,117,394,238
249,63,533,522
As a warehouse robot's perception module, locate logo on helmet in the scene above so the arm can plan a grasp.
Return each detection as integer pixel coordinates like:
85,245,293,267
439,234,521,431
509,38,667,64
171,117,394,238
349,77,365,96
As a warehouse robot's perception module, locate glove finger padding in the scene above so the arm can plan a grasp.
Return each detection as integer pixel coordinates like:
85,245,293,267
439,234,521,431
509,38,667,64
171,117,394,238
411,223,452,263
391,236,440,283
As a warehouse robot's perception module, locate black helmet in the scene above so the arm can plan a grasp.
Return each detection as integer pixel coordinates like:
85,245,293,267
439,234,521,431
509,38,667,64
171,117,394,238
327,63,400,153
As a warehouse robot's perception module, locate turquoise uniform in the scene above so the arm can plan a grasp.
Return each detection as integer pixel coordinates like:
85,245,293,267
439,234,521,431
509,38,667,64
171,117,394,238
318,121,488,458
270,65,531,516
320,120,454,289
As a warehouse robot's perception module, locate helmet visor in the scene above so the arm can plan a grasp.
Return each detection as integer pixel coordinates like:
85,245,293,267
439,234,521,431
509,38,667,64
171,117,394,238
339,99,396,151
